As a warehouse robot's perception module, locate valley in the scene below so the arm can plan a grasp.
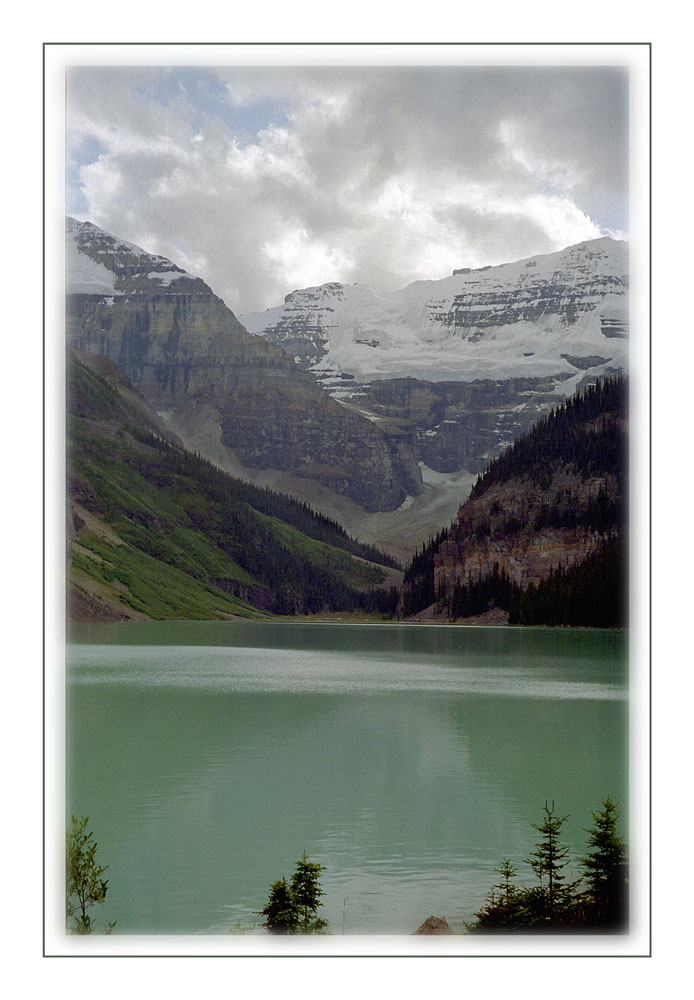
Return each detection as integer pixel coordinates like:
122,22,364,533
65,218,628,625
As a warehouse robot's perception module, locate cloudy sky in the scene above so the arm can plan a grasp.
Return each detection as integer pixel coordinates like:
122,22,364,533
66,63,628,316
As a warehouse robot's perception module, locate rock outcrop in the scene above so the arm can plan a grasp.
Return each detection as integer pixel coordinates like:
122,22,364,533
435,471,620,594
413,916,454,935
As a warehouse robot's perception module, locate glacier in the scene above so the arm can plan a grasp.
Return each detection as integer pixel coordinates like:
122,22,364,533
240,237,628,394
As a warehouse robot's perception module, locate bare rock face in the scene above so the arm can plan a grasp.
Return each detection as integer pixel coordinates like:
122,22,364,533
413,915,454,935
435,469,620,593
65,219,421,512
343,376,570,475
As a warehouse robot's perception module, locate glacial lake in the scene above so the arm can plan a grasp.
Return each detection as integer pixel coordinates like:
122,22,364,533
66,622,627,935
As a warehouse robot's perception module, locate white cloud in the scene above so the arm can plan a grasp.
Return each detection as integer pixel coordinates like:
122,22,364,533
66,65,628,314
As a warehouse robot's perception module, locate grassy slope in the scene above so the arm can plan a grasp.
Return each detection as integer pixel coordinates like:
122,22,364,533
67,353,391,621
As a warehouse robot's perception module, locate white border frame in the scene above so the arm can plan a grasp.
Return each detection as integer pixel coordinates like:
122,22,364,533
44,41,651,959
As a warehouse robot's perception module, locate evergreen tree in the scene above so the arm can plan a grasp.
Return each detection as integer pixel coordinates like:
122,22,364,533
524,802,580,927
259,854,329,935
468,796,629,934
259,878,298,934
471,858,526,930
290,852,328,933
579,796,628,930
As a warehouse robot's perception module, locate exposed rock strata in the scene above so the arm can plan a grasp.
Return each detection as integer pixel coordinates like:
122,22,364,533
344,376,571,474
435,470,620,594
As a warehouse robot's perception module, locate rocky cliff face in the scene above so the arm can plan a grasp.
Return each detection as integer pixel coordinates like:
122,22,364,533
433,377,626,607
434,470,620,594
66,348,402,622
65,219,421,512
341,375,570,475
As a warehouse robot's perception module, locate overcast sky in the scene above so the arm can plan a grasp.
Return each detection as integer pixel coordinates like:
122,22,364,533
66,64,628,316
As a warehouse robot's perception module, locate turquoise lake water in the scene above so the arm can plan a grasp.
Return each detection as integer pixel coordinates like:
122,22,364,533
66,622,627,935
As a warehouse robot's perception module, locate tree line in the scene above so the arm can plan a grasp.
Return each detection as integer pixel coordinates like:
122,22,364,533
399,374,627,624
68,350,400,570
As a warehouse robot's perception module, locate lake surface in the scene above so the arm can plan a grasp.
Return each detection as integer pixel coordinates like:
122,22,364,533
66,622,627,935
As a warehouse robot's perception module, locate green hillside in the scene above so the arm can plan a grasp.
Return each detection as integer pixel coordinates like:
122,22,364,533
67,351,399,621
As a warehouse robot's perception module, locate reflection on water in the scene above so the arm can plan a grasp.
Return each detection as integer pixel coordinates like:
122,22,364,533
66,623,627,935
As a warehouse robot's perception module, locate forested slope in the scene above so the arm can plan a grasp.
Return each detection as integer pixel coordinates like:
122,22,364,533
399,376,627,627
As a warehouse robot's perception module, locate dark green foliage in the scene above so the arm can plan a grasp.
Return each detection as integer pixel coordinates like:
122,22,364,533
259,878,298,935
401,376,626,624
579,797,628,929
472,859,525,930
470,375,627,499
399,527,450,616
259,854,329,935
524,802,581,927
66,816,114,935
438,537,625,627
468,797,628,934
291,853,329,933
532,483,623,534
509,537,626,627
444,563,521,619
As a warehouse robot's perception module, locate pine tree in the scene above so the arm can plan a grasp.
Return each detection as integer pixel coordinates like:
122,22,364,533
258,854,329,935
259,878,298,934
579,796,628,929
290,852,328,933
524,801,580,926
471,858,526,930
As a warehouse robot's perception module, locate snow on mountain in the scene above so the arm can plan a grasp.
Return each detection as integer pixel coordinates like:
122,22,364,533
240,238,628,394
66,217,197,293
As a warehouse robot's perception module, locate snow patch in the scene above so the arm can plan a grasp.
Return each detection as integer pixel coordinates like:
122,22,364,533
66,231,120,296
147,270,190,285
397,495,416,512
418,462,475,486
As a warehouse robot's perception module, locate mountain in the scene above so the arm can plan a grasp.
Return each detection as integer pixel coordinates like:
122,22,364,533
65,218,421,513
66,221,629,562
399,375,627,627
242,238,628,477
67,349,402,623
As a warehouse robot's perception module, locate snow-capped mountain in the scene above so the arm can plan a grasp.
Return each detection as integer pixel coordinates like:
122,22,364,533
241,237,628,396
